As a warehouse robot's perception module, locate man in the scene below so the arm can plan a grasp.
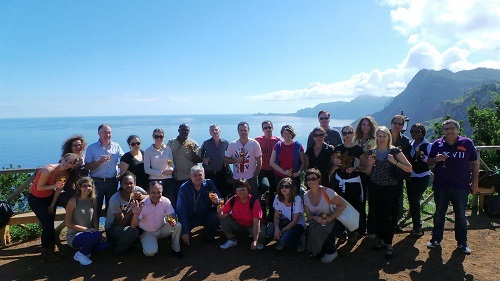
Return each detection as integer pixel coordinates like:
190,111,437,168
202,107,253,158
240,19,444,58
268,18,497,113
131,181,183,258
390,114,411,232
255,120,280,221
306,110,343,148
176,165,221,245
426,119,479,255
167,124,202,208
85,124,124,218
105,172,146,256
224,122,263,196
199,124,230,198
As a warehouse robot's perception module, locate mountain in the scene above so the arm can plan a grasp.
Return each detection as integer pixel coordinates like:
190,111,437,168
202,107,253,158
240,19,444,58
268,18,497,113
431,82,500,136
295,95,393,119
370,68,500,128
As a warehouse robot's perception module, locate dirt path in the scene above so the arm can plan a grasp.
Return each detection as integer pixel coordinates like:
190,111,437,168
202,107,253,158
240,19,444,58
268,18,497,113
1,211,499,281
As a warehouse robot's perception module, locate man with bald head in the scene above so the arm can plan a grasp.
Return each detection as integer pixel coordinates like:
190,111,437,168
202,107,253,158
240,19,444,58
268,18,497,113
167,124,202,208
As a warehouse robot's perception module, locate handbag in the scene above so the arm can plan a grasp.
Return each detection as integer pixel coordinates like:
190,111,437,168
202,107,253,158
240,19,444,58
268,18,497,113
390,148,410,180
278,202,294,229
322,189,359,231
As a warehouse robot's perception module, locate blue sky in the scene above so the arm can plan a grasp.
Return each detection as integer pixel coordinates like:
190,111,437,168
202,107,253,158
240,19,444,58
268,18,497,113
1,0,499,118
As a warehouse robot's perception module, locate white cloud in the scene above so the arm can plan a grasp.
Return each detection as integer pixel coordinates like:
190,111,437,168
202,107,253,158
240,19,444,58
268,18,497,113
249,0,500,105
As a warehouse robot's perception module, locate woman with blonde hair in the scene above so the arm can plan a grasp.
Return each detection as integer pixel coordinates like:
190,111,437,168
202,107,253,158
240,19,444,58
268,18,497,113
65,177,110,265
365,126,412,259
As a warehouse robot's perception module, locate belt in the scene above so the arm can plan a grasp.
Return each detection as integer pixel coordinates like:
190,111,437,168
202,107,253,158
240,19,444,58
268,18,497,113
92,177,116,182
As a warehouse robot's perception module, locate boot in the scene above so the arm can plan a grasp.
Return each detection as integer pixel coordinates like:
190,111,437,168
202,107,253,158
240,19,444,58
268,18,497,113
40,246,62,263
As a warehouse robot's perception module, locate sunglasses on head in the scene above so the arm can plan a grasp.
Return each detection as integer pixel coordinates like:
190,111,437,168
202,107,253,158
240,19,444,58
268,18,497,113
342,131,353,136
149,181,163,187
130,142,141,146
154,135,164,139
306,176,318,182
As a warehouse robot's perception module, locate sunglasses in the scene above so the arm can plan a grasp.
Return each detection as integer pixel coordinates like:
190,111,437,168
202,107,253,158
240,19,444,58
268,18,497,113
149,181,163,186
306,176,318,182
154,135,164,139
280,184,291,189
72,144,82,147
391,122,404,126
313,133,325,137
262,126,273,130
342,131,353,136
130,142,141,146
319,117,329,120
236,187,248,192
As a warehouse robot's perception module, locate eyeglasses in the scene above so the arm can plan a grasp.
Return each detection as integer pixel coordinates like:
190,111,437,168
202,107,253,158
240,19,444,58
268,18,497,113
280,184,291,189
306,176,318,182
313,134,325,137
319,117,329,120
130,142,141,146
149,181,163,187
391,122,404,126
236,187,248,192
342,131,353,136
154,135,164,139
72,144,82,147
443,127,457,131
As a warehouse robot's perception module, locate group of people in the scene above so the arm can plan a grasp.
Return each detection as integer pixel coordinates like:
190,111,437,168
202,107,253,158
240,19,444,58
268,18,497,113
27,110,479,266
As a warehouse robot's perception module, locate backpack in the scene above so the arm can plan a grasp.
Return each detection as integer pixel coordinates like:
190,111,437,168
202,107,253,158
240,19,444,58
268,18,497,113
229,195,258,211
0,200,14,229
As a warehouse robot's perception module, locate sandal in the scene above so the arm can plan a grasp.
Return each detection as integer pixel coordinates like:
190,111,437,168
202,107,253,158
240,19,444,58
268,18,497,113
385,249,394,259
372,244,387,251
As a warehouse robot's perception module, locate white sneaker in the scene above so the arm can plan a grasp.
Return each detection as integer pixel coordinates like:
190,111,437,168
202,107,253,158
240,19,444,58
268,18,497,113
457,244,472,255
321,252,338,263
220,239,238,249
73,251,92,266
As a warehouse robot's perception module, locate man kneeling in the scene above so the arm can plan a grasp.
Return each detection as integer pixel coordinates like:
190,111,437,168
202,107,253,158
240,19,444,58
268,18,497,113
131,181,183,258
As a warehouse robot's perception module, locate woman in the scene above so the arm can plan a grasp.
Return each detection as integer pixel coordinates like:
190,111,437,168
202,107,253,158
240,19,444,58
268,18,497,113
28,153,79,262
354,116,378,238
269,125,305,193
364,126,412,259
54,135,87,209
407,123,431,237
120,135,149,189
65,177,110,265
144,128,175,198
332,125,366,242
217,179,265,250
267,178,306,251
303,168,347,264
305,127,335,188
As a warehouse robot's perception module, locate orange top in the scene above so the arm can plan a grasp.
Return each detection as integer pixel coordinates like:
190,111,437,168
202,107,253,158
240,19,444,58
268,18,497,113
29,165,57,198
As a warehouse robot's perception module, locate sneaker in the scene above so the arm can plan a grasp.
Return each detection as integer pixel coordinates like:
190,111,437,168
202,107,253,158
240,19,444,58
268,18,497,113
275,242,284,251
73,251,92,266
427,240,441,249
320,252,338,263
256,243,264,250
220,239,238,249
457,244,472,255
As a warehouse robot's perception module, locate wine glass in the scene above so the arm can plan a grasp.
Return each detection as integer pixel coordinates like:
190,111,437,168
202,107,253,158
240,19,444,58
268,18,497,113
371,149,377,167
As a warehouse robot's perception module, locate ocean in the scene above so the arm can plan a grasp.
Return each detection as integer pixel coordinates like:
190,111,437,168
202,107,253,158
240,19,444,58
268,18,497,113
0,114,355,169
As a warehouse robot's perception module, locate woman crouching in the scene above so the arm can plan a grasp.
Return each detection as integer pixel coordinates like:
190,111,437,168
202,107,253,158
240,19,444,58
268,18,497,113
65,177,110,265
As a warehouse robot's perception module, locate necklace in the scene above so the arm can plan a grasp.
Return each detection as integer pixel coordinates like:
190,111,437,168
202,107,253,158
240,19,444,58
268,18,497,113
193,188,202,213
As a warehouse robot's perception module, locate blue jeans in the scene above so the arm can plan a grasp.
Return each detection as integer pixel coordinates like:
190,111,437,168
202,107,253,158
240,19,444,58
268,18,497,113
106,224,139,256
94,179,118,218
267,223,305,247
431,187,469,246
407,176,430,230
28,194,55,248
72,231,110,255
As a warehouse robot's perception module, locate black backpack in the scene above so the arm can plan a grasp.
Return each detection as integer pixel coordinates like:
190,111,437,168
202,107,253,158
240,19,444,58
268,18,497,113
229,195,258,211
0,200,14,228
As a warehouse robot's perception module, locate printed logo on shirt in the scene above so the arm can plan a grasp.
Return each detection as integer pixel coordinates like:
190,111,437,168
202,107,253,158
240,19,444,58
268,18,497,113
234,148,250,173
457,145,466,152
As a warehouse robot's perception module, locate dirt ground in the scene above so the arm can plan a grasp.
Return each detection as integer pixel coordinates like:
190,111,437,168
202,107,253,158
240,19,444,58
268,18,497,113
1,210,499,281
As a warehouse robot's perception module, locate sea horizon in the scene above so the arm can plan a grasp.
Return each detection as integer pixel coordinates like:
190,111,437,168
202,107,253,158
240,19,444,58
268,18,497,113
1,114,355,169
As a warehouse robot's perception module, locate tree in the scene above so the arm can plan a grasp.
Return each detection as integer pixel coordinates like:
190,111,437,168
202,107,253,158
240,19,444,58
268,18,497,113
467,100,500,167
